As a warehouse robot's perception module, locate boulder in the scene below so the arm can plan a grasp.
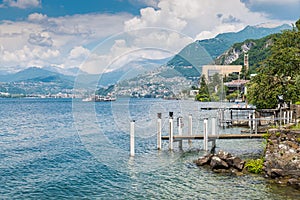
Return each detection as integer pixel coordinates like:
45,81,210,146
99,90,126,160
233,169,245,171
194,154,212,166
210,156,229,170
217,150,232,160
227,157,245,171
270,168,284,178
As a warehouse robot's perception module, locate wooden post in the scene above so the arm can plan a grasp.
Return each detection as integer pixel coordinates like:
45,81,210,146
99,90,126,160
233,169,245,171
157,113,162,150
287,111,290,124
178,117,183,150
253,110,257,134
211,117,216,150
203,118,208,151
169,112,174,151
280,108,282,128
188,114,192,147
249,112,252,134
130,120,135,157
290,110,293,123
283,111,286,125
221,109,225,128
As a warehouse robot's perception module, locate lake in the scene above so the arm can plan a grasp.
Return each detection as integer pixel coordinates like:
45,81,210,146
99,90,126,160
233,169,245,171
0,98,299,199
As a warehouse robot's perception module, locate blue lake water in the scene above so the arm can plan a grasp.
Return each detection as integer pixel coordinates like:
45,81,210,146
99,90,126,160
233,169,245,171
0,98,299,199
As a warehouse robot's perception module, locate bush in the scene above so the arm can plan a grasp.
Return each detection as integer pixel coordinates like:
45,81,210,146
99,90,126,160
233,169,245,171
245,158,264,174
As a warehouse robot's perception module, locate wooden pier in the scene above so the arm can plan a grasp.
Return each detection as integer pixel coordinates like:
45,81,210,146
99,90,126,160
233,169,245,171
129,107,295,156
161,133,264,141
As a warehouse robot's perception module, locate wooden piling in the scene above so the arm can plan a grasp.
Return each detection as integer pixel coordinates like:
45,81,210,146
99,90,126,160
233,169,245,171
211,118,217,149
203,118,208,151
188,114,192,147
283,111,286,124
169,112,174,151
178,117,183,150
130,120,135,157
249,112,253,134
157,113,162,150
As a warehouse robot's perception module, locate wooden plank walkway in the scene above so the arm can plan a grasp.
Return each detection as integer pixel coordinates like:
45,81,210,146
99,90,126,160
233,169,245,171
161,134,264,141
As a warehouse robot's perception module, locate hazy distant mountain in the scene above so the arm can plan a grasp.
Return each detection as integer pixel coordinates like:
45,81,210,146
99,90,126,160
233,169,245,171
167,23,292,71
74,57,170,87
0,67,74,83
43,66,87,76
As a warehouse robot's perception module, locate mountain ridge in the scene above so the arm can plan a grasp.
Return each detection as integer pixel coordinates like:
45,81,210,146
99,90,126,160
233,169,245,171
167,23,292,71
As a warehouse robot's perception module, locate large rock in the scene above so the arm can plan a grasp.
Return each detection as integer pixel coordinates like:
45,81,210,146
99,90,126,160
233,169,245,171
194,154,212,166
227,157,245,171
210,156,229,170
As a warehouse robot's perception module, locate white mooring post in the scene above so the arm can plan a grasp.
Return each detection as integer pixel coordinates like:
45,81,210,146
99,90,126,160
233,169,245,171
178,117,183,150
249,112,253,134
188,114,192,147
130,120,135,157
157,113,162,150
211,117,217,149
203,118,208,151
253,110,257,134
169,112,174,151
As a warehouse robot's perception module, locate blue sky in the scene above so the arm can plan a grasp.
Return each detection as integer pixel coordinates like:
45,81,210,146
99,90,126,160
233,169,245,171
0,0,150,20
0,0,299,74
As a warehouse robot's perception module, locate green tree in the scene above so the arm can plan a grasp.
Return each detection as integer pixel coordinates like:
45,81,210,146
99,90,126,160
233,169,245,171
247,19,300,108
196,75,211,102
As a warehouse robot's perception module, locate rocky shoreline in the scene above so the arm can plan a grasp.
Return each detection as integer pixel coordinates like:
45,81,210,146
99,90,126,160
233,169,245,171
264,129,300,188
194,129,300,189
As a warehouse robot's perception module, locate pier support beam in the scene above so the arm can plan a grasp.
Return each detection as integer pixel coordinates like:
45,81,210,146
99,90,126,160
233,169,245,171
211,118,217,151
188,114,192,147
157,113,162,150
169,112,174,151
203,118,208,151
249,112,253,134
130,120,135,157
283,111,286,124
177,117,183,150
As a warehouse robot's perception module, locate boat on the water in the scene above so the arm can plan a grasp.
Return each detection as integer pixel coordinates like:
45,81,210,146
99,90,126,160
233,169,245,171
82,95,116,102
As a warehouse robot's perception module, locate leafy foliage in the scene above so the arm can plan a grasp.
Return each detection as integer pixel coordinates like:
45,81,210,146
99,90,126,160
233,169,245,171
247,19,300,109
195,75,211,102
245,158,264,174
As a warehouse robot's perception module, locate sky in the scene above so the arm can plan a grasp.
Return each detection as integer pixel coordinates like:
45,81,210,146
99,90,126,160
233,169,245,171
0,0,299,74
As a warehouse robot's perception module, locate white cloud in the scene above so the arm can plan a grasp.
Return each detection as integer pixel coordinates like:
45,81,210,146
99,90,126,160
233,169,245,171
0,0,293,74
3,0,41,9
28,13,47,22
0,13,132,72
28,32,53,47
245,0,300,5
69,46,90,60
125,0,270,39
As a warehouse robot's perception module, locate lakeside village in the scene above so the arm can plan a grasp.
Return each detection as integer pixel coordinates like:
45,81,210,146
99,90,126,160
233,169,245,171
0,63,249,102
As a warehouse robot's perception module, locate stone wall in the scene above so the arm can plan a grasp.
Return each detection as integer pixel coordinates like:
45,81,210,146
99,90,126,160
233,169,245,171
264,129,300,188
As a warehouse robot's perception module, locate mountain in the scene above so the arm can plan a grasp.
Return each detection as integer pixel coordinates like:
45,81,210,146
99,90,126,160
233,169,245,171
43,66,85,76
75,57,170,87
0,67,74,83
167,24,292,71
215,33,280,72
